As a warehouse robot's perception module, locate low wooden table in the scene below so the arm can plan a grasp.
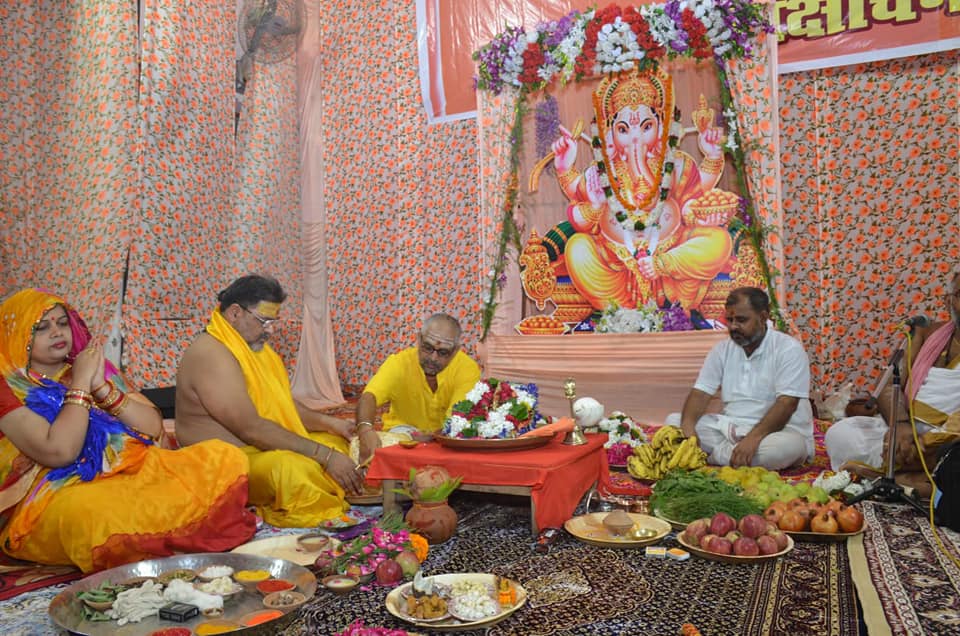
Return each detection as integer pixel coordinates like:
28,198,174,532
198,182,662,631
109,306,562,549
366,433,606,534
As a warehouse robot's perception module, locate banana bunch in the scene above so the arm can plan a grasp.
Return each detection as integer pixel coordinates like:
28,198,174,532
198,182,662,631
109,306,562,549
626,425,708,480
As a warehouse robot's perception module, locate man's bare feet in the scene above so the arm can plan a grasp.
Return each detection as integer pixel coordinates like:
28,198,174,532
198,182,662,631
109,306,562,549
895,471,933,500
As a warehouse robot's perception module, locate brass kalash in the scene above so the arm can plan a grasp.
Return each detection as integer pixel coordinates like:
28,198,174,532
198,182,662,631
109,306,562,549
561,378,587,446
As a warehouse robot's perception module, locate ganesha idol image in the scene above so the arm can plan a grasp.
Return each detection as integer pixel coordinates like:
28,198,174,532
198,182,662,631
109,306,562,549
522,66,763,327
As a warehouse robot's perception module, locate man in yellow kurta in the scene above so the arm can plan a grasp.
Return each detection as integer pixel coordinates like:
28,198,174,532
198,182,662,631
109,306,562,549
176,275,363,527
355,314,481,464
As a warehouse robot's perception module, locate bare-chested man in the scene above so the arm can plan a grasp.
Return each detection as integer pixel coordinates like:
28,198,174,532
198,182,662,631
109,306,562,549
176,274,362,527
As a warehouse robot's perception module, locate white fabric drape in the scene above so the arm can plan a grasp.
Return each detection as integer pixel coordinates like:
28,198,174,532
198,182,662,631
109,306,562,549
291,0,345,407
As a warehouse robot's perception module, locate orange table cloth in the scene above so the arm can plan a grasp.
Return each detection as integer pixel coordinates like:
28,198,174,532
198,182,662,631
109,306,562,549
366,433,606,530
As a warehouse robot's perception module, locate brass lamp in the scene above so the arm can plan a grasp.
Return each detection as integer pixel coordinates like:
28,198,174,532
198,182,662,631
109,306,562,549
562,377,587,445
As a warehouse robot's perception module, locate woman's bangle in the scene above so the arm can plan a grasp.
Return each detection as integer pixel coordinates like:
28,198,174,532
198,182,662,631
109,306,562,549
64,389,94,409
321,446,334,468
107,393,129,417
63,397,92,410
91,381,111,400
99,389,126,415
358,421,374,434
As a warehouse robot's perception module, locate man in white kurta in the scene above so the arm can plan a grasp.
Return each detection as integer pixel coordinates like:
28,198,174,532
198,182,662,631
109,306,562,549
669,287,814,469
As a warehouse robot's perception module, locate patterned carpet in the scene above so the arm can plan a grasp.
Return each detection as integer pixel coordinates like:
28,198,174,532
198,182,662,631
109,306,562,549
850,501,960,635
293,493,859,636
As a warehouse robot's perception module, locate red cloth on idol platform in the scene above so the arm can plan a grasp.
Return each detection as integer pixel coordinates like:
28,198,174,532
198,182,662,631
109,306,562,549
366,433,606,529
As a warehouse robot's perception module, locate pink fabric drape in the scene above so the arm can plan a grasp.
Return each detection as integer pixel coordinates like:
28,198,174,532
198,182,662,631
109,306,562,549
484,330,726,424
291,0,345,407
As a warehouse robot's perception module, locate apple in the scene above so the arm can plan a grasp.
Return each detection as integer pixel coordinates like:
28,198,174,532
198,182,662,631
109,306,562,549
375,559,403,585
766,527,790,551
395,550,421,578
738,514,768,539
705,536,733,555
733,536,760,557
709,512,736,537
682,519,709,547
756,535,779,555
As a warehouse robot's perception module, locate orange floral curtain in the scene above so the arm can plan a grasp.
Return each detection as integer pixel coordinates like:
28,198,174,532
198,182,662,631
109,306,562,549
123,0,238,387
0,2,139,334
780,51,959,394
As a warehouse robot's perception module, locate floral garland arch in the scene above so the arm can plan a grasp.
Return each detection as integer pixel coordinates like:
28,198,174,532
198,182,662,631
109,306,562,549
472,1,781,339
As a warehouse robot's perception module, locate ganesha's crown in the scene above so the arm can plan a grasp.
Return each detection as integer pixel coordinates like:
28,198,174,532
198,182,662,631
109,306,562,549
594,67,673,124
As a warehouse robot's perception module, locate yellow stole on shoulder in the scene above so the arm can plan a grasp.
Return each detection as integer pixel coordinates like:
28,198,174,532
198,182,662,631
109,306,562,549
205,310,308,438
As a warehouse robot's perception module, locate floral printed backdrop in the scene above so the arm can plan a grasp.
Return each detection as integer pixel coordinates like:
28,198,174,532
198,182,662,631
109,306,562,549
0,2,139,340
780,50,959,394
315,0,483,388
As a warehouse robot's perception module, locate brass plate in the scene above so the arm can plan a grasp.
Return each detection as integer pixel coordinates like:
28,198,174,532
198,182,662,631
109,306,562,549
434,434,553,451
48,552,316,636
564,512,671,548
231,534,340,567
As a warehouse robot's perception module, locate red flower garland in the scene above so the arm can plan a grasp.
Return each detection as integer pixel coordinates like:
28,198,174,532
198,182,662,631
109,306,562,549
519,41,546,86
680,8,713,59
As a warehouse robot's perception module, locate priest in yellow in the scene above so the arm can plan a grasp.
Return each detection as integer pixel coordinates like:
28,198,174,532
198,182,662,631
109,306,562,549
176,275,363,527
356,313,481,464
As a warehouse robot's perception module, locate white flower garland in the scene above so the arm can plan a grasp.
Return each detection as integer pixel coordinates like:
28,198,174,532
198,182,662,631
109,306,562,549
598,411,648,448
595,301,664,333
594,17,646,75
640,5,681,48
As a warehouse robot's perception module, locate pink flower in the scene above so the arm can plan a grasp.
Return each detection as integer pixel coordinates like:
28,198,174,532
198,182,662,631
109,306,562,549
362,545,374,555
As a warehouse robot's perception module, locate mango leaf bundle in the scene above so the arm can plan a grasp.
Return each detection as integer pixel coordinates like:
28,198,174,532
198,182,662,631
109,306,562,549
627,425,707,480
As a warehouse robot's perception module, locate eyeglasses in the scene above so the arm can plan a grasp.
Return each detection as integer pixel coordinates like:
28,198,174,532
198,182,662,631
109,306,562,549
241,305,280,328
420,341,455,358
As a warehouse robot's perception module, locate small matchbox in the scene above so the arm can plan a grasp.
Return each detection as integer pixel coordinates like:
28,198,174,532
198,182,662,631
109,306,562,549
159,601,199,622
644,546,667,559
667,548,690,561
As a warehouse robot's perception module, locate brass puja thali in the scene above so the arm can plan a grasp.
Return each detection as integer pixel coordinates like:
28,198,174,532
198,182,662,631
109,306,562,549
434,434,554,451
48,552,316,635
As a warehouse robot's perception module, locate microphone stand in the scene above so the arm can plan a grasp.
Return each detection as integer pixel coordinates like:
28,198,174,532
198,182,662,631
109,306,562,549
846,343,926,514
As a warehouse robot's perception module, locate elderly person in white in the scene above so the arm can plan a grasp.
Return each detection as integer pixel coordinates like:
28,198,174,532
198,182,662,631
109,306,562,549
666,287,814,469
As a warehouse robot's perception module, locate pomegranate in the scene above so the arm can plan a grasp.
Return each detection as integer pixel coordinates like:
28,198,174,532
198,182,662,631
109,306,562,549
756,535,779,555
778,510,806,532
738,514,768,539
709,512,736,537
823,498,844,515
836,505,864,533
733,537,760,557
764,504,785,525
810,510,839,534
